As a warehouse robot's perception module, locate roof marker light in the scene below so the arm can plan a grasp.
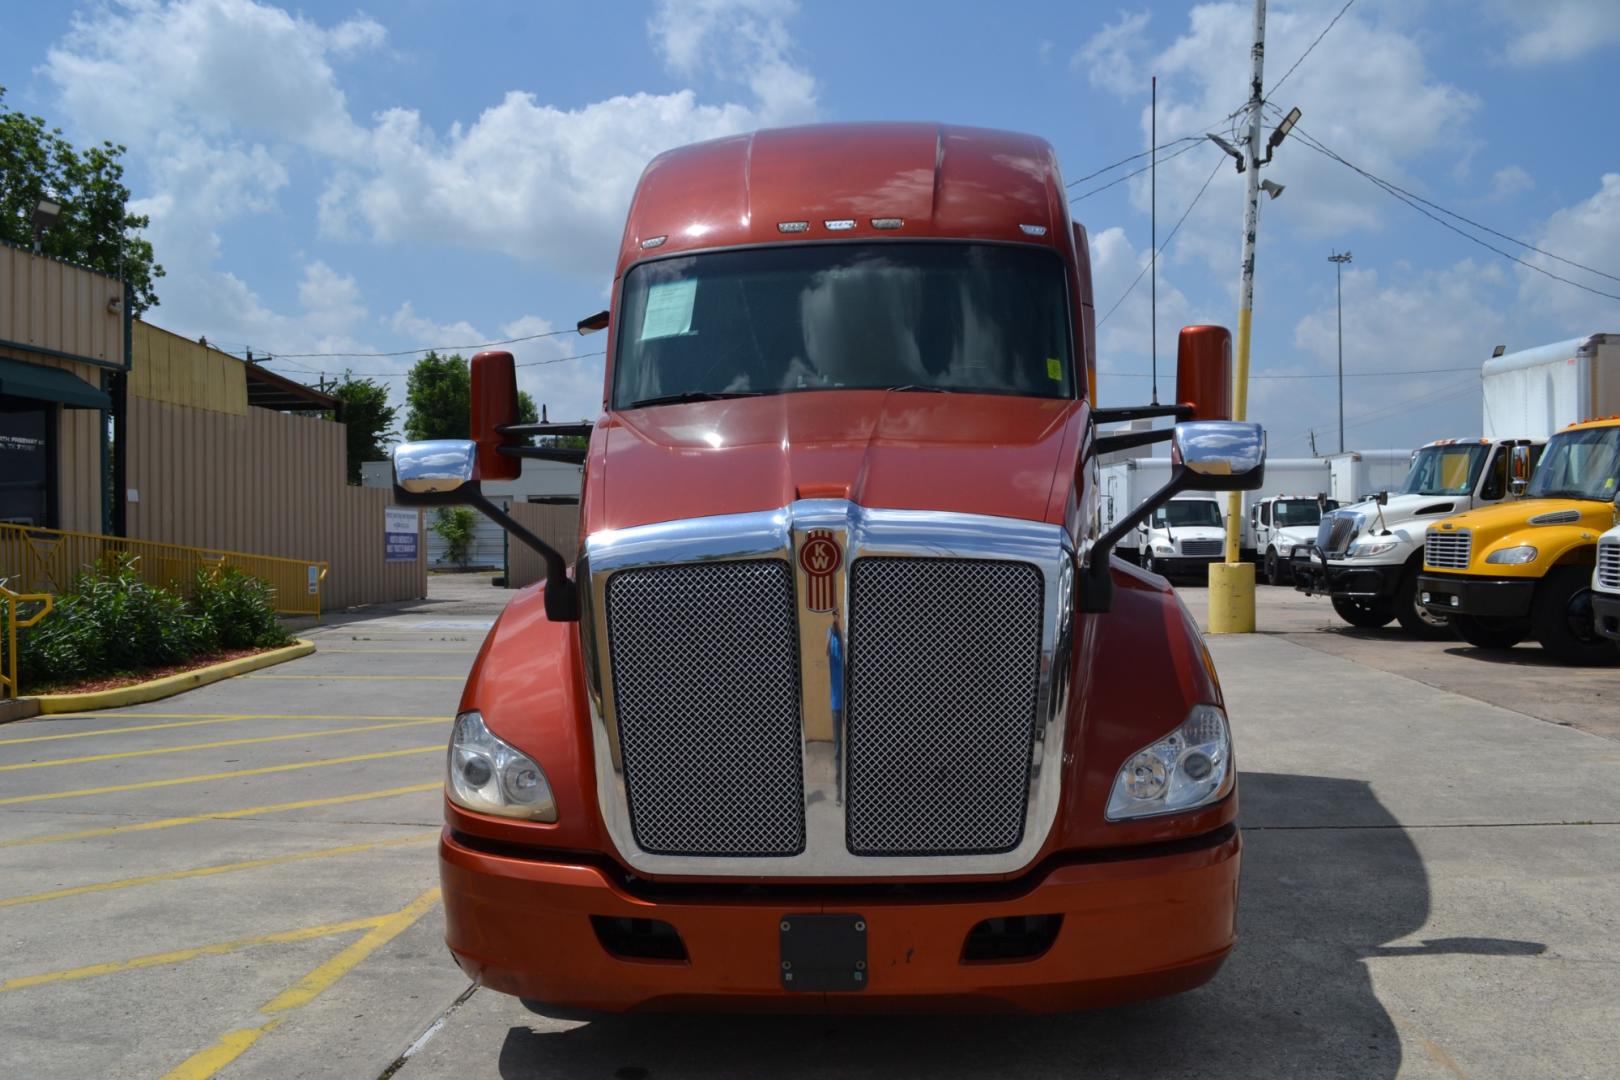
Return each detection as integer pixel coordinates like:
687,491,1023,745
871,217,904,230
778,221,810,233
824,219,856,231
1019,224,1048,236
641,236,667,249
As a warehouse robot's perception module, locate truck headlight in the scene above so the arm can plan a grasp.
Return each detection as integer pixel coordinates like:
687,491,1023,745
1485,545,1538,565
1106,705,1234,820
1153,542,1174,554
1351,540,1399,557
447,710,557,821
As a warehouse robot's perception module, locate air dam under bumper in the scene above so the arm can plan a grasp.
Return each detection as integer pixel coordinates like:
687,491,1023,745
1593,591,1620,642
1417,573,1536,619
440,826,1240,1013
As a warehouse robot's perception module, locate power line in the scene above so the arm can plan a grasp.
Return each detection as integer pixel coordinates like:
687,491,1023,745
1070,139,1204,202
1278,115,1620,303
1065,136,1204,188
262,350,608,379
265,326,580,359
1266,0,1356,101
1097,150,1225,328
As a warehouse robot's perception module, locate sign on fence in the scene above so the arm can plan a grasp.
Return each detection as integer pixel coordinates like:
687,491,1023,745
385,507,420,563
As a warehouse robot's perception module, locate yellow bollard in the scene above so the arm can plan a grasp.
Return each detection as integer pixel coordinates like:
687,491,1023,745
1207,561,1256,634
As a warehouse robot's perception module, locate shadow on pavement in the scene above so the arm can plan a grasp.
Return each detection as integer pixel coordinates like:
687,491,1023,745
1441,645,1618,669
492,773,1543,1080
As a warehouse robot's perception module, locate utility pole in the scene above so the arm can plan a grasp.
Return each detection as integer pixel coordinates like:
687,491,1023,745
1329,250,1353,453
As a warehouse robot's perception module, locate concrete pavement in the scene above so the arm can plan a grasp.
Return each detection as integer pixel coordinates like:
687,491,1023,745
2,576,1617,1079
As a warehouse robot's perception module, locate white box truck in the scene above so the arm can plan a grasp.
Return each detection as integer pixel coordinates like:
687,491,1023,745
1326,449,1413,503
1100,459,1225,576
1295,333,1619,638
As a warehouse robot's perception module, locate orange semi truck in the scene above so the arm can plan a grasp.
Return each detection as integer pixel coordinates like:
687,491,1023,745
391,123,1266,1012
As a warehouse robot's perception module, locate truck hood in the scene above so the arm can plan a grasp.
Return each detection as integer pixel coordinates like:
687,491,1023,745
1152,526,1225,542
590,391,1084,532
1340,492,1464,527
1272,525,1317,548
1428,498,1615,542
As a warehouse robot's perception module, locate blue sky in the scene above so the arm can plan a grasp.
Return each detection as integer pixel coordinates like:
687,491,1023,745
3,0,1617,454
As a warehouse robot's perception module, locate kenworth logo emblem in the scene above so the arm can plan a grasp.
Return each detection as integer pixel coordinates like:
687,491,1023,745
799,531,842,612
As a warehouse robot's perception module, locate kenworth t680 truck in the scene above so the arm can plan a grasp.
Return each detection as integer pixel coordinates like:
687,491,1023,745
391,123,1265,1012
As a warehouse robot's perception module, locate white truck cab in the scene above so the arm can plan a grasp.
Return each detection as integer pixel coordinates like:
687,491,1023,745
1595,522,1620,647
1249,495,1339,585
1293,438,1541,638
1139,493,1227,579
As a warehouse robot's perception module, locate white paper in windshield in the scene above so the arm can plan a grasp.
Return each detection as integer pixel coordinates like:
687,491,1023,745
640,279,697,340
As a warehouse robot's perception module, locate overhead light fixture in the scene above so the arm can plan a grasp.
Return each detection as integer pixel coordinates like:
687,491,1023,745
32,196,62,252
1492,344,1507,358
1263,106,1302,164
1260,179,1285,200
1206,133,1246,173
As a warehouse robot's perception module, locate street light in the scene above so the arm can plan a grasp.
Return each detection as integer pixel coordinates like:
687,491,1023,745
32,197,61,252
1328,251,1353,453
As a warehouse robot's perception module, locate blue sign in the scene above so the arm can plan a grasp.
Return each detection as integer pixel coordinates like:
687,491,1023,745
385,507,419,562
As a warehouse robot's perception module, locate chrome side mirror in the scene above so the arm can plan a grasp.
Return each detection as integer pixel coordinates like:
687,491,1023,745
393,440,480,499
391,438,580,621
1170,421,1266,492
1081,420,1266,613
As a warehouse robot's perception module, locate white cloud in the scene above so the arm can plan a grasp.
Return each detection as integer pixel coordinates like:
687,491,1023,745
1073,11,1152,97
1516,173,1620,328
1484,165,1534,202
649,0,816,124
1083,1,1478,276
1490,0,1620,66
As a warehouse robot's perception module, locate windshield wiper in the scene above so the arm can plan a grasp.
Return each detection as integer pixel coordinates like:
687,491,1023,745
884,384,952,393
627,391,764,409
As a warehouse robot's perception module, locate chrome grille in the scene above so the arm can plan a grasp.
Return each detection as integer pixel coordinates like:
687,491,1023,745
1425,529,1472,570
844,558,1043,856
1598,539,1620,590
605,560,804,857
1321,513,1356,557
1179,539,1223,557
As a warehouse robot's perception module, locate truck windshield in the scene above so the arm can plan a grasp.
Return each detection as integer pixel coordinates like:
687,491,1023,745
1153,501,1223,528
1525,426,1620,502
1395,445,1489,496
612,243,1075,408
1274,499,1336,527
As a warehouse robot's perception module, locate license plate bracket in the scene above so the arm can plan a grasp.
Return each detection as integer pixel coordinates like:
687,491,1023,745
779,913,867,992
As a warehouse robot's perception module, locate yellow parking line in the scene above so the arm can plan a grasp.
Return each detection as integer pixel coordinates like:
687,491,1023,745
244,674,463,681
0,914,385,992
316,648,479,654
0,718,447,772
0,714,445,746
0,782,442,849
161,889,442,1080
0,746,441,807
0,833,435,909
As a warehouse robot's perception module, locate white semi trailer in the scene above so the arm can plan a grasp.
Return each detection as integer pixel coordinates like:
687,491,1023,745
1295,333,1619,638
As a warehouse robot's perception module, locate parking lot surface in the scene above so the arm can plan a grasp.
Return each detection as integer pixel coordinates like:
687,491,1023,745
2,575,1618,1078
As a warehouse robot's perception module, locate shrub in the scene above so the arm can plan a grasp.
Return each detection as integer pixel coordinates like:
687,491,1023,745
14,555,290,690
193,566,293,650
432,507,477,567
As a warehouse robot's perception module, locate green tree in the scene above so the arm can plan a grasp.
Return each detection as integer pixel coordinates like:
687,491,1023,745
330,372,398,484
403,351,470,441
0,87,164,313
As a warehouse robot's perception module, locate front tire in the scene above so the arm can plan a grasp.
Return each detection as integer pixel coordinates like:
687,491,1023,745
1393,567,1454,640
1332,596,1395,629
1264,549,1286,586
1532,566,1620,666
1452,613,1529,650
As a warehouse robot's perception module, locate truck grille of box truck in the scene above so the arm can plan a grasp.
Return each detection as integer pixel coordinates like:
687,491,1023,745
844,558,1044,856
605,560,806,857
1179,540,1224,557
1424,530,1472,570
1599,539,1620,590
1319,513,1356,557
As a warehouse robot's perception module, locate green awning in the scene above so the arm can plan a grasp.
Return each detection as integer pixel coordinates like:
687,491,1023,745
0,356,109,409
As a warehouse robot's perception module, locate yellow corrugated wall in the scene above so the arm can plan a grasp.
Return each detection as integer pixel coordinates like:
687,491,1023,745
129,322,248,414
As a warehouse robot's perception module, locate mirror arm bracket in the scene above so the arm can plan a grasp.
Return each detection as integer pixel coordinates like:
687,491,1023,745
392,484,579,621
1081,467,1192,614
1092,404,1194,425
497,445,588,465
1094,427,1174,456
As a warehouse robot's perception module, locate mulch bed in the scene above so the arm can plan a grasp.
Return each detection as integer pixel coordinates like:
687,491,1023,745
31,646,279,696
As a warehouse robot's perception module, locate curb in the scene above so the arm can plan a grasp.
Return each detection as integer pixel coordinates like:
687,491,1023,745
26,639,317,716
